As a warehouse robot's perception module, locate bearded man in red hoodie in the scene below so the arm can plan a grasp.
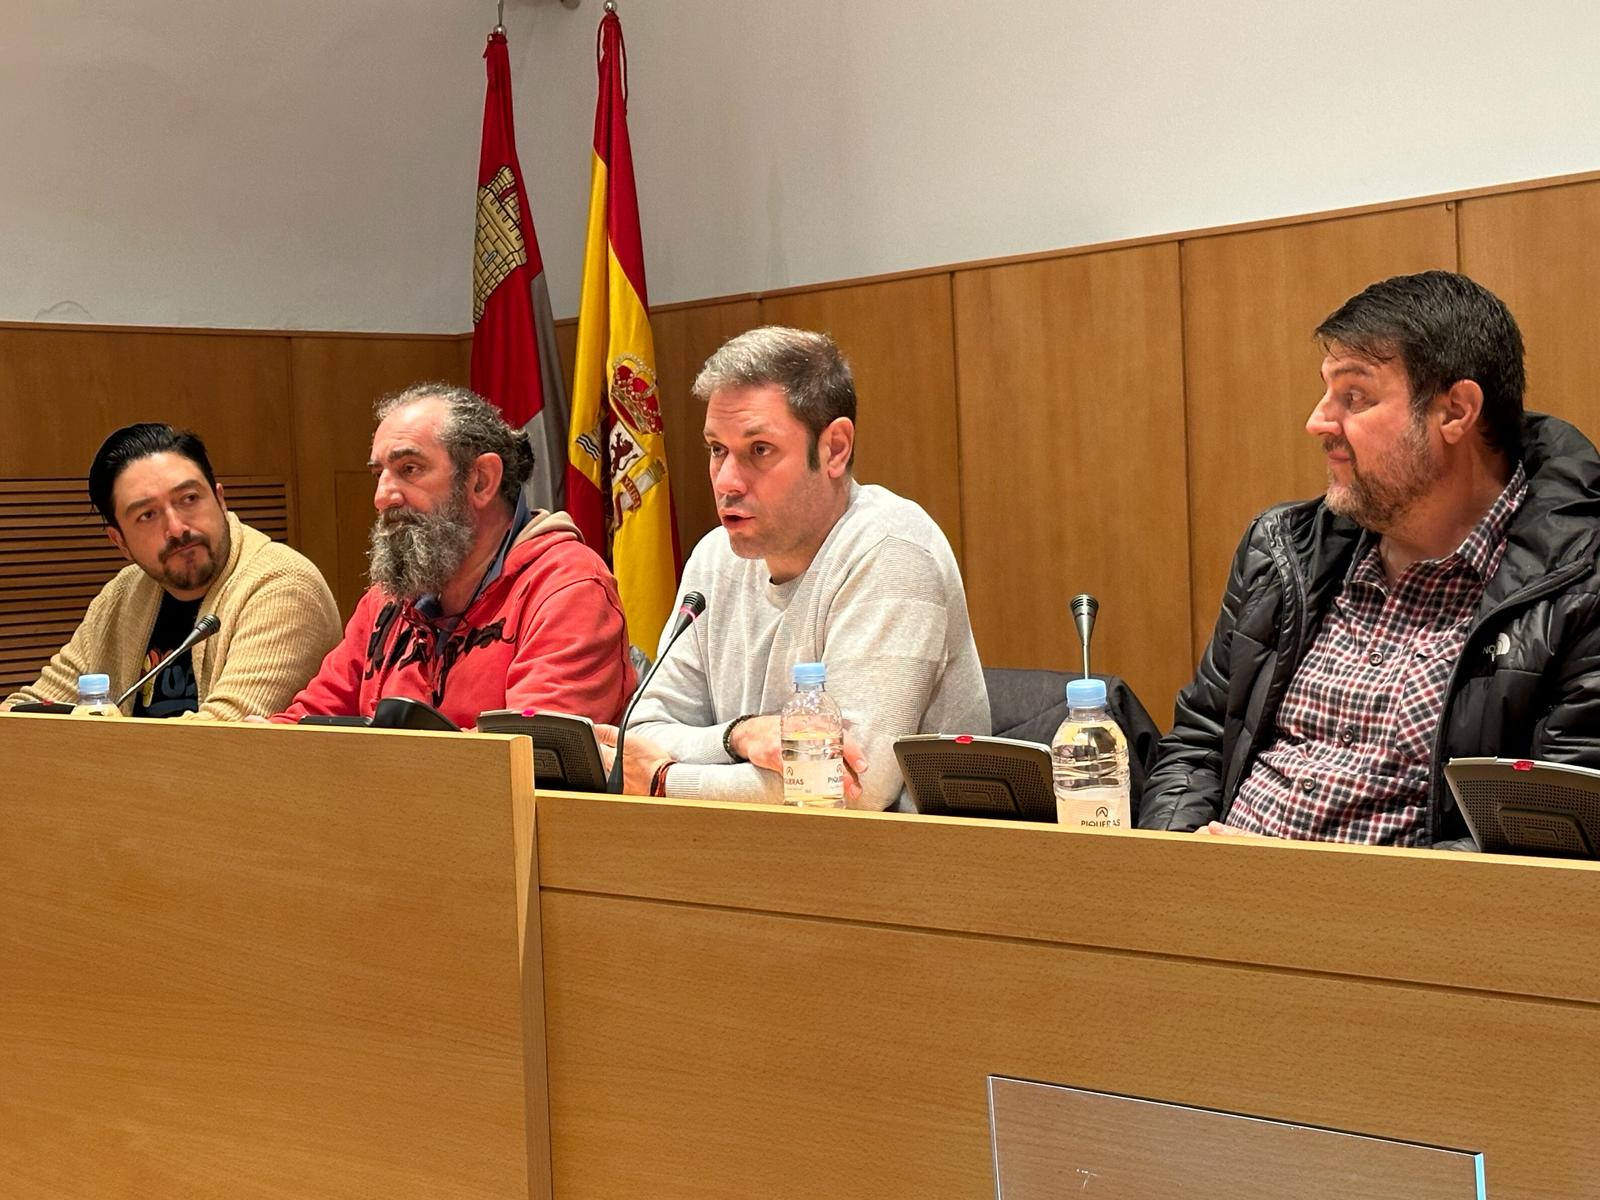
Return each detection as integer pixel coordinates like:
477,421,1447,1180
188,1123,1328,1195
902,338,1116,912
276,383,634,728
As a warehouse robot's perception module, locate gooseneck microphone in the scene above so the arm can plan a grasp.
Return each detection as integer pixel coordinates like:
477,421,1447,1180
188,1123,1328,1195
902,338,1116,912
606,591,707,794
116,614,222,707
1070,593,1098,679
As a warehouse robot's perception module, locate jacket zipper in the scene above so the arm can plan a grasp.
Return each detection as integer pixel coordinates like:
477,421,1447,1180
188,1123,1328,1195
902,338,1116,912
1426,553,1597,842
1230,516,1309,803
414,581,507,697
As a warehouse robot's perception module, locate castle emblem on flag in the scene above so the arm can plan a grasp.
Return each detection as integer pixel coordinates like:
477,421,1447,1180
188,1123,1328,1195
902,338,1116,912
472,165,528,322
608,355,664,435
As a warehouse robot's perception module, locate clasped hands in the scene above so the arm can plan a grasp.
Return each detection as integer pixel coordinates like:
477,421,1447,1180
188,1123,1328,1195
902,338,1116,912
594,713,869,802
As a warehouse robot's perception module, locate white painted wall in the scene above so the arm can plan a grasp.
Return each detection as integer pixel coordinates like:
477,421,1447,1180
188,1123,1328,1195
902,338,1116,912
1,1,486,331
5,0,1599,332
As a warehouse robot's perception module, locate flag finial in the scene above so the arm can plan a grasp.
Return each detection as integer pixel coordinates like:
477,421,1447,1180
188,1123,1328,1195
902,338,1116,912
493,0,504,34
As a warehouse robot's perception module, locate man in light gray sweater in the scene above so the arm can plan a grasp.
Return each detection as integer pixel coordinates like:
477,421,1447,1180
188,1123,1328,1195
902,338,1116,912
597,326,990,809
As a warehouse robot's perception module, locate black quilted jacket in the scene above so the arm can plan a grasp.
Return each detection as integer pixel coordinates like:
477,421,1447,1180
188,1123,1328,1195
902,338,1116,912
1140,413,1600,848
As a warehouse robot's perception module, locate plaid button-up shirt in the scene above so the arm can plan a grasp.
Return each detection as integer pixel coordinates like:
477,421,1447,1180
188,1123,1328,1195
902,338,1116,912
1227,464,1528,845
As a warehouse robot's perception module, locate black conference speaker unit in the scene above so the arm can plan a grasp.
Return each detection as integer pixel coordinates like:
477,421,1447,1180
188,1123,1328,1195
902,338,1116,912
895,734,1056,822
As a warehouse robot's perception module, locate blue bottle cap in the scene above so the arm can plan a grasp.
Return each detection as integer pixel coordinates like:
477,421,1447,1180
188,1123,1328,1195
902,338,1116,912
1065,678,1107,708
79,673,111,694
792,661,827,686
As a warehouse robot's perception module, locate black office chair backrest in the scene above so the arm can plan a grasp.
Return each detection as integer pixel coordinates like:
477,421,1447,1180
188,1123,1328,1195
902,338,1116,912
982,667,1162,823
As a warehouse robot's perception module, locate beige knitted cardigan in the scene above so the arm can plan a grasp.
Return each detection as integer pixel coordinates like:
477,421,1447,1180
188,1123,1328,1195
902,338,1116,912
4,512,341,719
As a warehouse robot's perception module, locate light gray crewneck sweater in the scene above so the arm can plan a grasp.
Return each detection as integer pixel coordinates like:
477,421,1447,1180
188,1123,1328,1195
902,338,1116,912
631,482,990,809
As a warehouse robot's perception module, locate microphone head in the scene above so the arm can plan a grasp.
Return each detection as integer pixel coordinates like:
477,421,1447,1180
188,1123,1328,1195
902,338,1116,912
679,591,707,620
1071,593,1098,649
194,614,222,641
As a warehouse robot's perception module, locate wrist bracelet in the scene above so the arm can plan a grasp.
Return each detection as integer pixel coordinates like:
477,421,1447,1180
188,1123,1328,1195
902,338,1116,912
722,713,759,761
650,760,675,797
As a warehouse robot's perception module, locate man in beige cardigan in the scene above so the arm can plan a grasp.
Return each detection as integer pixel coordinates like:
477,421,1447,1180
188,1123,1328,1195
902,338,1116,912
2,423,340,719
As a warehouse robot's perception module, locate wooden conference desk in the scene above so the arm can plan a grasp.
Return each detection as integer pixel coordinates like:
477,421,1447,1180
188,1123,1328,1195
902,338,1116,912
4,717,1599,1199
0,716,544,1199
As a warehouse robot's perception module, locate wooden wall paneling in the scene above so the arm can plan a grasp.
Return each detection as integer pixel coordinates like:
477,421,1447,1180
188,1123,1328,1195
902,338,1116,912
288,337,470,615
953,245,1190,721
0,480,119,692
649,301,762,554
220,476,292,543
1459,180,1600,443
332,471,377,620
760,277,966,559
0,328,294,481
1179,207,1457,661
552,320,578,393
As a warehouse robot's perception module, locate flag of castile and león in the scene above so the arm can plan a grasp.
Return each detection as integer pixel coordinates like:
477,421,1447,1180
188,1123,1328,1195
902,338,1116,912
472,28,568,512
565,7,679,652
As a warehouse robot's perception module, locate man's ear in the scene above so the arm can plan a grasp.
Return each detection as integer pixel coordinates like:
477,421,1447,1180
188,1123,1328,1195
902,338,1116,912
820,417,855,478
1437,380,1484,447
469,452,505,510
105,524,132,562
213,481,228,513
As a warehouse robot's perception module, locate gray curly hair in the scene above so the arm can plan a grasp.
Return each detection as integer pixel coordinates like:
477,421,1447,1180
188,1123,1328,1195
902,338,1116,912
374,382,534,507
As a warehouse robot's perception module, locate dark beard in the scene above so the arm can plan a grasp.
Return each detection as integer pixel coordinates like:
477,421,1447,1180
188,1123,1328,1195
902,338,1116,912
159,526,227,593
1324,418,1441,532
367,488,474,601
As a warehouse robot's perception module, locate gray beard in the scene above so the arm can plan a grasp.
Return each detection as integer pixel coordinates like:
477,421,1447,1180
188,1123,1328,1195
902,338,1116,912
367,490,474,601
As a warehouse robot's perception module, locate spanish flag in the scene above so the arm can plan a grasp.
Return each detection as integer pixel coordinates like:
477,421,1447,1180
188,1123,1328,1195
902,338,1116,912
565,7,679,654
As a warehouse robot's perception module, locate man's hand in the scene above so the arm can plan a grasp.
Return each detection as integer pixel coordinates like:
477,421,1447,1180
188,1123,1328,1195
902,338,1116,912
593,723,674,797
731,715,869,804
1196,820,1272,839
839,736,868,805
729,715,783,772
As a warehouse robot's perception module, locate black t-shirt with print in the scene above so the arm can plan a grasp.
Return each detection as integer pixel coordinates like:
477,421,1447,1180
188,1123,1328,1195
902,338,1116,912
133,593,201,718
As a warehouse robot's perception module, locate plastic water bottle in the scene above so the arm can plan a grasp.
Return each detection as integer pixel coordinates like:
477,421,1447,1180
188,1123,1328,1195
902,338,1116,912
72,673,121,718
780,661,845,808
1051,678,1129,829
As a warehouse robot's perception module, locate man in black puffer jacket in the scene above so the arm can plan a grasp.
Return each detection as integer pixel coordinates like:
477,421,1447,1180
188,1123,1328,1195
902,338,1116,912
1141,272,1600,850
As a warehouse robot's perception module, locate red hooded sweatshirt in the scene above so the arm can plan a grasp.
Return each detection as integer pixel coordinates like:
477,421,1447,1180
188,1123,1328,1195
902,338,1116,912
276,511,634,728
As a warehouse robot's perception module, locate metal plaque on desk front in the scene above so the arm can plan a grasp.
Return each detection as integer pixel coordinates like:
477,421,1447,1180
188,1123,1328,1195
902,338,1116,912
989,1077,1485,1200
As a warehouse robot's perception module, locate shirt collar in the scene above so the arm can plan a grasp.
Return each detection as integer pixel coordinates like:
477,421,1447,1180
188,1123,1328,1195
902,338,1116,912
1346,461,1528,589
1455,461,1527,581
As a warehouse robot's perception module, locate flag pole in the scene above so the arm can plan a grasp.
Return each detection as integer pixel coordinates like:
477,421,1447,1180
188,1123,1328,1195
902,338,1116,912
494,0,505,34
